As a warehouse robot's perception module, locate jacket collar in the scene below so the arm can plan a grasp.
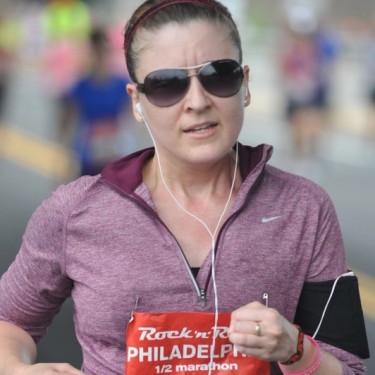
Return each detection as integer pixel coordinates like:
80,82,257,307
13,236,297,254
101,143,273,194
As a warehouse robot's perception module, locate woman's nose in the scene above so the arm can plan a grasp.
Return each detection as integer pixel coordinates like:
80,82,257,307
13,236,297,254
184,75,211,111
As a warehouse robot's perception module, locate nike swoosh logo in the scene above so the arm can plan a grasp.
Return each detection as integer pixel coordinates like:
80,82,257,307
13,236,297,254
261,216,282,223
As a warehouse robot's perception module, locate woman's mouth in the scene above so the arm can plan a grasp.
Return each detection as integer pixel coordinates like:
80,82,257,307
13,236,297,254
184,123,217,133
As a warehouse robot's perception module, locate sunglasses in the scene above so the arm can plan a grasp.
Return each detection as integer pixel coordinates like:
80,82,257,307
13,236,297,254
136,59,244,107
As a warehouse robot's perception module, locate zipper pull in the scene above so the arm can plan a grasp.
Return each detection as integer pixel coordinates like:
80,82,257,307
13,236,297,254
263,293,269,307
199,289,206,306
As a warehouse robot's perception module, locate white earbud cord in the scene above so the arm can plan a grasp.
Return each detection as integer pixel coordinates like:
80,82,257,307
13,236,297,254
312,271,354,339
140,109,239,374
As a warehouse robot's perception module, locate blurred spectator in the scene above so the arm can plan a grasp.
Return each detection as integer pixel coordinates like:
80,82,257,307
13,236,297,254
281,30,323,157
280,7,339,158
315,28,340,111
59,27,134,177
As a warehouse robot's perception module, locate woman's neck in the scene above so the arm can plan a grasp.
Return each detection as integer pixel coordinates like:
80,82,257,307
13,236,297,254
144,150,240,203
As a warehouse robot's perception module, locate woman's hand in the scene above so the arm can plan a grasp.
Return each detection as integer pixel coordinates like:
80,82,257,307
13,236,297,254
228,301,298,363
11,362,85,375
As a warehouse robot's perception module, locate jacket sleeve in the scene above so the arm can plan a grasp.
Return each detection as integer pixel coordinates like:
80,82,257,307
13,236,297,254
0,184,75,342
296,191,369,374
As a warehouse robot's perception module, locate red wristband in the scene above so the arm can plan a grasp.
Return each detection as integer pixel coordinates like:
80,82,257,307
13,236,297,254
281,325,304,365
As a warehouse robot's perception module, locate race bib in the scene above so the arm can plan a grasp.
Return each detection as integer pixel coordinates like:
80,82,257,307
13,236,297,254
125,312,270,375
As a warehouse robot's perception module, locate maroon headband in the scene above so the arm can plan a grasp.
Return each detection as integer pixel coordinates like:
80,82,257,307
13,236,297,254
124,0,234,59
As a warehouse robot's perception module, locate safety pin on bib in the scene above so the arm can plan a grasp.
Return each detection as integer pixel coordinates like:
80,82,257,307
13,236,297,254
129,296,139,322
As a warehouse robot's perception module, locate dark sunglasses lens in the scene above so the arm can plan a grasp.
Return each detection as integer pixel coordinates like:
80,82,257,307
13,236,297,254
144,70,188,107
200,60,243,97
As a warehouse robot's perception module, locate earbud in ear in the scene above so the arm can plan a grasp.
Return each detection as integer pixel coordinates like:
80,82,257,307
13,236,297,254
136,103,143,116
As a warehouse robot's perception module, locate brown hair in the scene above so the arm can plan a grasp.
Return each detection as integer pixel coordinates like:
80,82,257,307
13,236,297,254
124,0,242,82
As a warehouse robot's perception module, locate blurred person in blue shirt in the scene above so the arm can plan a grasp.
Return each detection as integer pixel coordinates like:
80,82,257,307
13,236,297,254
60,27,133,176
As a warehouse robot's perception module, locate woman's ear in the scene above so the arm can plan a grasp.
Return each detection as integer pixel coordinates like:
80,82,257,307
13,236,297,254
126,83,144,123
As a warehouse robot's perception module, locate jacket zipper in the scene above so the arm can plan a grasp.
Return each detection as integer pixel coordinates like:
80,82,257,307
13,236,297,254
126,191,207,305
134,191,245,307
176,243,207,306
105,187,239,307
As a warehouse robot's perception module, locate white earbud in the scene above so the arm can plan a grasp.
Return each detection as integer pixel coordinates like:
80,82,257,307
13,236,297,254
136,102,143,116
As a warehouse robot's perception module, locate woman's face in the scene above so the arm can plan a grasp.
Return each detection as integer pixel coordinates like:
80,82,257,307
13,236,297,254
127,20,250,168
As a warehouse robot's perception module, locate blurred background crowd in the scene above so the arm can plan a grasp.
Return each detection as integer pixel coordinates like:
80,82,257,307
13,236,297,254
0,0,374,371
0,0,143,178
0,0,375,177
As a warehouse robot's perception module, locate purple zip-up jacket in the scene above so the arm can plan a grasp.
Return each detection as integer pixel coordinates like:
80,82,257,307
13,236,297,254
0,144,365,374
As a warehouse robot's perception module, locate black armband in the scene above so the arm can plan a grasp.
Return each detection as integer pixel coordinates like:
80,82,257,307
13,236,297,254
294,273,370,359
